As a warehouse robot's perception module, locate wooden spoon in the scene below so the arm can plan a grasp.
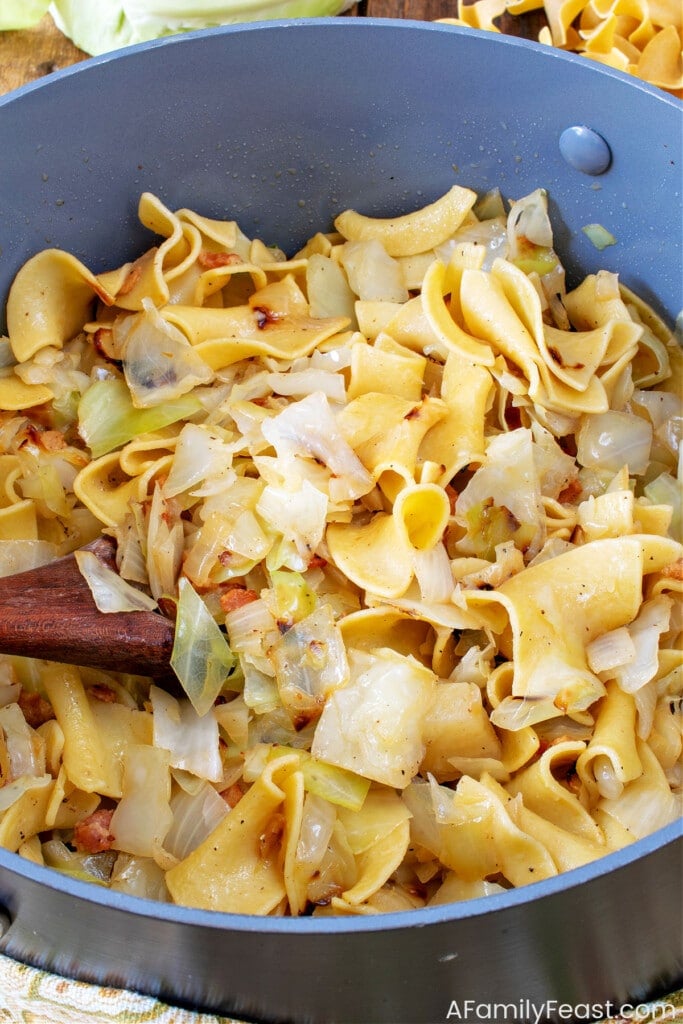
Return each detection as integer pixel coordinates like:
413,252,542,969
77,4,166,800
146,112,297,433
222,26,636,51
0,536,176,680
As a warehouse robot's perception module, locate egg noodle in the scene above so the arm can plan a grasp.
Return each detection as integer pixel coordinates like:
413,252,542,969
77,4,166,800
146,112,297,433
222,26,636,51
439,0,683,99
0,185,680,915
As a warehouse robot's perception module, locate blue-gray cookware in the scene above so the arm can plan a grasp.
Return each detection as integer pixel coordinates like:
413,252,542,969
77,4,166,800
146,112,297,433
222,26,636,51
0,19,681,1024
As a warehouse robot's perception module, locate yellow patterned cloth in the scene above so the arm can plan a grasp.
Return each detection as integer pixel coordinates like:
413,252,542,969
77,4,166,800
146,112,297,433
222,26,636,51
0,953,242,1024
1,952,682,1023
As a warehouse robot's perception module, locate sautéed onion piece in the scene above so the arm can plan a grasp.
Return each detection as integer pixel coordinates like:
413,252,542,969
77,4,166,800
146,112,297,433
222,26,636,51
0,185,681,916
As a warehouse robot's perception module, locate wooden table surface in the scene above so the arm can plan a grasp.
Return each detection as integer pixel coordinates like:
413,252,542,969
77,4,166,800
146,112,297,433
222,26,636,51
0,6,543,96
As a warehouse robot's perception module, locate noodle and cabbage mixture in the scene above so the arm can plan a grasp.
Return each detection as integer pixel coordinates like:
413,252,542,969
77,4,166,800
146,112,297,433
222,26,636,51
0,185,680,915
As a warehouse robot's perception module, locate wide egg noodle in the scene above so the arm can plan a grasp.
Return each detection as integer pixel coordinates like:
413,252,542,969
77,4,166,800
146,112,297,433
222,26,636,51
7,250,116,363
576,680,643,801
338,791,411,906
0,775,54,852
481,773,609,873
0,373,53,412
337,394,448,499
347,336,427,402
163,298,349,371
505,738,606,841
165,754,297,913
74,448,173,529
110,194,193,311
0,454,38,539
326,482,450,599
416,774,558,886
468,536,681,724
421,682,503,783
417,349,493,486
422,260,496,366
0,183,681,916
448,0,683,97
334,185,477,258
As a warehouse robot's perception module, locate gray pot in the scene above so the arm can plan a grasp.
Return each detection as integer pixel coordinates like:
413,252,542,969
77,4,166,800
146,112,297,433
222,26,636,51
0,19,681,1023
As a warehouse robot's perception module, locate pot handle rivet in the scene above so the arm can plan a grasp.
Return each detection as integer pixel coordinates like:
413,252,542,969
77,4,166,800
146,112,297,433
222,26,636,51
559,126,612,175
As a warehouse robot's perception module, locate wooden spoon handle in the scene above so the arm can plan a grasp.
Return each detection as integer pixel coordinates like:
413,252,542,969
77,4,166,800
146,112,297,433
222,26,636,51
0,537,176,679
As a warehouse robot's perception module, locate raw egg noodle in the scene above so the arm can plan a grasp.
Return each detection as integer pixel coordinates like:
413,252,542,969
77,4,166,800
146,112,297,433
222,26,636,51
439,0,683,99
0,185,680,915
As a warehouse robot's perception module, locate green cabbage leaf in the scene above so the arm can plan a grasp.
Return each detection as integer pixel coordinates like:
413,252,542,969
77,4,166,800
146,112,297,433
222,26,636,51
1,0,353,56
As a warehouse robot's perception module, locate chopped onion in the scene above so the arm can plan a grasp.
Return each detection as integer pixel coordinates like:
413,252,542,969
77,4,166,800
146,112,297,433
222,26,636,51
586,626,636,675
42,839,116,886
117,300,213,408
576,410,652,476
164,781,229,860
109,853,169,901
582,224,617,251
266,368,346,403
170,577,236,717
614,596,671,694
339,240,409,302
591,755,624,801
74,549,158,613
413,543,454,603
0,703,45,779
507,189,554,250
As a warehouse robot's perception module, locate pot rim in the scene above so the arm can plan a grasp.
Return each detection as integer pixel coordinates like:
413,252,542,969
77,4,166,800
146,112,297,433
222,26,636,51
1,18,680,114
0,15,680,944
1,819,680,934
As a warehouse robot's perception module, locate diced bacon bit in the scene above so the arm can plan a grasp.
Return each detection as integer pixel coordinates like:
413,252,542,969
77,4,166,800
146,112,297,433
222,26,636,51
558,478,583,504
661,558,683,581
258,812,285,858
444,484,458,514
88,684,118,704
39,429,67,452
306,554,328,570
197,250,242,269
219,585,260,614
220,781,247,808
17,690,55,729
73,808,115,854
